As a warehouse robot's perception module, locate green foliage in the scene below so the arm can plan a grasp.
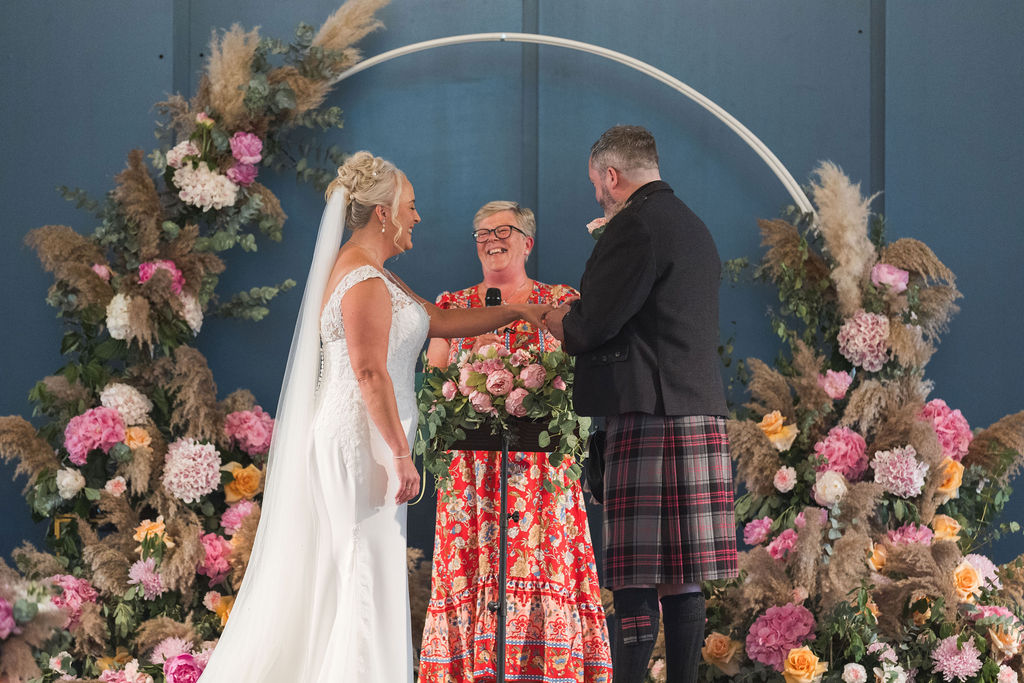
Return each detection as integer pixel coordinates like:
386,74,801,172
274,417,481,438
214,279,297,321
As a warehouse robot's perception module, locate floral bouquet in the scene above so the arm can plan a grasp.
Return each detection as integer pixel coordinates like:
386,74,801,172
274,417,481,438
699,162,1024,682
415,343,592,493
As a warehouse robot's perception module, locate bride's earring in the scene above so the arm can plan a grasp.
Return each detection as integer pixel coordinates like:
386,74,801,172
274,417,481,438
380,213,387,233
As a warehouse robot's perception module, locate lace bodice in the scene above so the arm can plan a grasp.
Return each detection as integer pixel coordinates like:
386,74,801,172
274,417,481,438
314,265,429,450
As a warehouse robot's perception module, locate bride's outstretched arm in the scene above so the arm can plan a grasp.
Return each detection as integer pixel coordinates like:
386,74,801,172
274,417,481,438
341,277,420,503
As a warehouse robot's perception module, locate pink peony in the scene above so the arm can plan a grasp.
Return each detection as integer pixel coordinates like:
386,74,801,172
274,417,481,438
795,507,828,529
229,131,263,164
814,426,869,480
105,476,128,497
151,636,193,664
919,399,973,462
745,603,817,671
64,406,126,466
485,369,515,396
872,445,928,498
931,635,983,682
519,363,547,389
162,438,222,503
226,162,258,186
743,516,773,546
164,653,205,683
818,369,853,400
92,263,112,282
0,597,20,639
871,263,910,293
220,499,258,535
888,523,934,545
773,466,797,493
509,348,532,367
965,553,1002,590
552,375,567,391
166,140,200,169
767,528,798,560
223,406,274,456
202,591,221,611
196,532,233,584
504,387,529,418
837,310,890,372
842,663,868,683
139,259,186,295
469,390,494,415
441,380,458,401
458,365,475,397
51,574,98,628
128,558,165,600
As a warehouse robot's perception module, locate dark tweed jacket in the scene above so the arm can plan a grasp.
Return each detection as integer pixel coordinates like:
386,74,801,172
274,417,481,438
562,180,728,418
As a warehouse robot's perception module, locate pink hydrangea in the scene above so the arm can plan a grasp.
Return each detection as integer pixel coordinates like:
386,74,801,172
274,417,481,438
166,140,200,169
92,263,112,282
965,553,1002,590
229,131,262,164
887,523,934,545
818,369,853,400
196,532,233,584
223,406,274,456
220,499,258,535
162,438,221,503
795,507,829,529
767,528,798,560
0,597,20,639
64,406,126,466
837,310,890,372
745,603,817,671
871,263,910,293
173,164,238,212
552,376,567,391
774,466,797,493
164,652,205,683
872,445,928,498
505,387,529,418
469,390,494,415
139,259,186,295
128,558,165,600
814,426,869,480
743,516,773,546
51,574,98,628
485,368,515,396
441,380,458,401
919,399,973,462
226,162,258,186
519,364,547,389
931,635,983,682
150,636,193,664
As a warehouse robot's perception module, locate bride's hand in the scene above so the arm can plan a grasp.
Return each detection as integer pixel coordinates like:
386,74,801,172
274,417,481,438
513,303,552,330
393,455,420,505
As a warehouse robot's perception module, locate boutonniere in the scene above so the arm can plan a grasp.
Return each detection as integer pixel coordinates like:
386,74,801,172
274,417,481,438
586,217,608,241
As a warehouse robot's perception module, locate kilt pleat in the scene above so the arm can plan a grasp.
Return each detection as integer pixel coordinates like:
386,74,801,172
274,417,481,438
603,413,738,587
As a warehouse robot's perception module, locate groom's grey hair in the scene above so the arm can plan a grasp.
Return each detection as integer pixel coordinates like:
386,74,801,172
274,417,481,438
589,125,659,177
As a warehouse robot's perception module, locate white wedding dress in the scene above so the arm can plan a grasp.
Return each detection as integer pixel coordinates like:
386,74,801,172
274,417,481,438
198,252,428,681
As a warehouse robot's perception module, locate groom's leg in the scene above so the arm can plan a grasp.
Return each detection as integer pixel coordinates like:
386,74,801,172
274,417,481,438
611,586,660,683
659,584,705,683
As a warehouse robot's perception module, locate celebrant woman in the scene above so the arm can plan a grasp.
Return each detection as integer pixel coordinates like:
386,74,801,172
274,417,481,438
197,155,549,683
419,201,612,683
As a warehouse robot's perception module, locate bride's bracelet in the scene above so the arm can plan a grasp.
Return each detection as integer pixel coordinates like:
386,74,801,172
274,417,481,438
393,454,412,460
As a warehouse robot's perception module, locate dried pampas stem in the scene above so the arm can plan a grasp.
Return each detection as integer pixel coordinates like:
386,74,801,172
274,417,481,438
0,416,61,490
206,24,261,131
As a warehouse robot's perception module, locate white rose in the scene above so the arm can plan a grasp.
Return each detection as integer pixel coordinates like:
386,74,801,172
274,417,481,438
873,664,907,683
813,470,848,507
56,468,86,499
842,663,867,683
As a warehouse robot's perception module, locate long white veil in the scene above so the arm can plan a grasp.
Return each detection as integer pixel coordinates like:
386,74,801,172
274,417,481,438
198,189,346,681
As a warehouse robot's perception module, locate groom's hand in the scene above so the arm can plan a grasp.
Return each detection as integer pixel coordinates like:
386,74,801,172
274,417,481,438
543,301,573,341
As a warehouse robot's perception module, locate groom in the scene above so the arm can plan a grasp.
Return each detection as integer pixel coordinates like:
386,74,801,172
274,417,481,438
546,125,737,682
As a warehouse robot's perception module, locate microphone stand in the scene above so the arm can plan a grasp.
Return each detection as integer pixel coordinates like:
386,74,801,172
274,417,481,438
486,431,513,683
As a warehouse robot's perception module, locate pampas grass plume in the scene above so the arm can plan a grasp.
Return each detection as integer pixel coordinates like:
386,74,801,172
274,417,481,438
745,358,796,421
206,24,261,131
168,346,222,442
113,149,163,261
727,419,781,497
0,416,61,490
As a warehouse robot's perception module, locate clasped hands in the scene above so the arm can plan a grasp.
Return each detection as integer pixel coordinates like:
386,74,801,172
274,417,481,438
468,297,576,353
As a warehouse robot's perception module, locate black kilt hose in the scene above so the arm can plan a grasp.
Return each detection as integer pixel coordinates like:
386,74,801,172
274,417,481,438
603,413,738,587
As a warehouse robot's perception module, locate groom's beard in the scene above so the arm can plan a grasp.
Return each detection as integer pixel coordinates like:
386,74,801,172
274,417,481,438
598,184,625,219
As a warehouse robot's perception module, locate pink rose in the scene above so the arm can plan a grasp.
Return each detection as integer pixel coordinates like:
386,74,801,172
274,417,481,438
871,263,910,293
226,162,258,186
104,476,128,497
510,348,532,367
505,387,529,417
519,364,547,389
229,131,263,164
469,390,494,415
485,369,515,396
458,366,475,397
92,263,112,282
817,369,853,400
743,516,773,546
773,466,797,493
203,591,221,611
164,653,204,683
139,259,186,295
441,380,458,401
195,112,214,127
767,528,798,560
552,376,567,391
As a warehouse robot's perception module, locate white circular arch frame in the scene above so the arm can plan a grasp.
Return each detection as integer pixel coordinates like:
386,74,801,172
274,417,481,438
335,32,814,214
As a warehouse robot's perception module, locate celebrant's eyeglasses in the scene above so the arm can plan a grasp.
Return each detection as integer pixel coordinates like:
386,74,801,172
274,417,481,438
471,225,527,242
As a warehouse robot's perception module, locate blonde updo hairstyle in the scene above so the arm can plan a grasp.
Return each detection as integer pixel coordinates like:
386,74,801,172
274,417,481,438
325,151,407,242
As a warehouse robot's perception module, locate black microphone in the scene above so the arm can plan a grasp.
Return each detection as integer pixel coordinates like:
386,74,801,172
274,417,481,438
485,287,502,307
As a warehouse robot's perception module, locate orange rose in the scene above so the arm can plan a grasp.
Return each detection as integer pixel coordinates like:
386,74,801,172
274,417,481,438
954,559,982,603
868,543,887,571
214,594,235,627
133,515,174,552
909,591,932,626
95,648,133,671
782,646,827,683
701,632,742,675
758,410,799,452
123,426,152,450
932,514,962,542
222,462,264,502
936,458,964,501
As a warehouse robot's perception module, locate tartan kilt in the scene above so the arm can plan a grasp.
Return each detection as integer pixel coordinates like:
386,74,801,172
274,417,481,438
603,413,738,587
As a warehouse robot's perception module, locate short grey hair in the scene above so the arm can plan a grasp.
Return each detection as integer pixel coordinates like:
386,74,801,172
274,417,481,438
589,125,659,176
473,200,536,239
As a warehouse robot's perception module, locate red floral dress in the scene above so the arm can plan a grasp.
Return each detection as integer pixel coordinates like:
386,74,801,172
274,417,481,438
419,282,612,683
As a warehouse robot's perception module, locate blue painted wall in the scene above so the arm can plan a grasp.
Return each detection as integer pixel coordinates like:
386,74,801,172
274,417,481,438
3,1,1022,564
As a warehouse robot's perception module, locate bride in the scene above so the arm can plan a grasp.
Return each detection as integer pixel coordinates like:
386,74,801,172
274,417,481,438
197,151,549,682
